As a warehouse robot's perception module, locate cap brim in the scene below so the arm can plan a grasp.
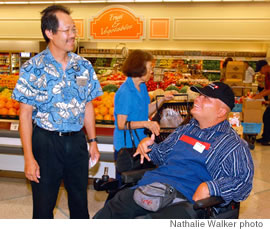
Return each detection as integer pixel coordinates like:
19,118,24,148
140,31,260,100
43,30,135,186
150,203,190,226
190,86,215,98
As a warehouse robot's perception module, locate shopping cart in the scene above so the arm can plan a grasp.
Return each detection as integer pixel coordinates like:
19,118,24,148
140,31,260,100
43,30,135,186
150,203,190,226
149,94,193,143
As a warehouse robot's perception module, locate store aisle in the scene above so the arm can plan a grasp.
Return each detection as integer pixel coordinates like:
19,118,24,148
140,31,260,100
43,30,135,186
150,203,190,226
0,143,270,219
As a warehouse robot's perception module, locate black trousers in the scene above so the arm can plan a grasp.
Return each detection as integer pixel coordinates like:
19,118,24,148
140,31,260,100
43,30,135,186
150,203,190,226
93,188,200,219
31,126,89,219
262,106,270,141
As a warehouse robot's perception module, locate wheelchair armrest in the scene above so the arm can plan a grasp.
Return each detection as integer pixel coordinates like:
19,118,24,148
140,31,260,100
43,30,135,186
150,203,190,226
193,196,224,210
121,168,154,184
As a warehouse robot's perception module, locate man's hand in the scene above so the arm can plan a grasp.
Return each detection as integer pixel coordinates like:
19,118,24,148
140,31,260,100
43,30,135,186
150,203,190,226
133,134,155,164
89,142,100,164
252,94,261,100
24,157,40,183
192,182,210,202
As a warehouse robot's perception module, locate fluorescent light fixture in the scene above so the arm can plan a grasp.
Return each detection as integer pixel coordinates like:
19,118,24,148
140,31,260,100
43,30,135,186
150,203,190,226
142,0,162,1
80,0,107,2
192,0,221,1
4,1,29,4
107,0,134,2
222,0,253,1
55,0,81,2
29,1,54,3
163,0,190,1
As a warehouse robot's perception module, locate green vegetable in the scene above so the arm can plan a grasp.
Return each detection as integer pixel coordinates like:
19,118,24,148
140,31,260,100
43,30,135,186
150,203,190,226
165,85,181,92
179,85,188,93
192,84,203,88
0,86,7,92
102,84,118,92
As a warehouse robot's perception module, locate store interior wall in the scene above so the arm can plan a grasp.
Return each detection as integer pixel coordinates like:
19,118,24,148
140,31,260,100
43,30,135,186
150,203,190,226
0,2,270,55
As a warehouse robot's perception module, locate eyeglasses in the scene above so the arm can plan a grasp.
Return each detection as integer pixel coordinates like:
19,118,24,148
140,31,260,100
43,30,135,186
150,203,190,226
57,27,78,35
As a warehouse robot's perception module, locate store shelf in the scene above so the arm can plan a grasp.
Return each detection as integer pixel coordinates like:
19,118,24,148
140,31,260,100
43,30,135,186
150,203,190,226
202,70,221,73
0,52,20,75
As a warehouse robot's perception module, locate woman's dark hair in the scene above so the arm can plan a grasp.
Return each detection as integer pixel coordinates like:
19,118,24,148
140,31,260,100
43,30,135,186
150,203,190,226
41,5,71,43
122,50,153,78
255,60,268,72
222,57,233,68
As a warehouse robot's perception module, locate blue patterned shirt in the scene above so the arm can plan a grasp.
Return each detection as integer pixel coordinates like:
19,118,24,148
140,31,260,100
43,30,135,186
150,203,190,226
139,119,254,206
12,48,103,132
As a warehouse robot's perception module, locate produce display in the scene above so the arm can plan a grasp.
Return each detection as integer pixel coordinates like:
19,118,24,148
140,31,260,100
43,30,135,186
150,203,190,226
0,87,20,117
92,91,115,124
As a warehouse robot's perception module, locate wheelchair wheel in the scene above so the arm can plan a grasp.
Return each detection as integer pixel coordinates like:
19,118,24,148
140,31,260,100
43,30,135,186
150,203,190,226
243,134,257,150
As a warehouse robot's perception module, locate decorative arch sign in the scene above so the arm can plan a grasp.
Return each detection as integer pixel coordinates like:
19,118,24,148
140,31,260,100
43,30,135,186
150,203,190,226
89,5,145,41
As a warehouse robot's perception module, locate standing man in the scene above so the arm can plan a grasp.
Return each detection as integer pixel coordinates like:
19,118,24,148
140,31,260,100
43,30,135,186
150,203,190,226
253,60,270,145
12,5,103,219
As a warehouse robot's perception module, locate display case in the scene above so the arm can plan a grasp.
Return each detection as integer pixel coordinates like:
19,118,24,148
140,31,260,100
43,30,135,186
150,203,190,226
0,52,21,75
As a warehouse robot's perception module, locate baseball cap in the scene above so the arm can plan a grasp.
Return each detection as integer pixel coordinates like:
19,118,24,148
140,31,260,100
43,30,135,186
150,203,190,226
191,82,235,110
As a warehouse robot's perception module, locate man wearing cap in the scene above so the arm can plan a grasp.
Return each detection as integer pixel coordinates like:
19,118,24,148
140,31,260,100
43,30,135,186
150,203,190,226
94,82,254,219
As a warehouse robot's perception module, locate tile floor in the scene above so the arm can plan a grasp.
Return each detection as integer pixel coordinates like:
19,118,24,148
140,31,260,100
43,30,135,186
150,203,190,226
0,142,269,219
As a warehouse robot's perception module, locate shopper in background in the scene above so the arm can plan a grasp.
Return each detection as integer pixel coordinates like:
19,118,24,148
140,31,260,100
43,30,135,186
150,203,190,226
253,60,270,145
12,5,103,218
243,61,255,84
94,82,254,219
255,60,268,100
220,57,233,82
113,50,173,182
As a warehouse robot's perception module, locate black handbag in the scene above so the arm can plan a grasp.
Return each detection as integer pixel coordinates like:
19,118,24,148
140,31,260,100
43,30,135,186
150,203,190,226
116,121,155,173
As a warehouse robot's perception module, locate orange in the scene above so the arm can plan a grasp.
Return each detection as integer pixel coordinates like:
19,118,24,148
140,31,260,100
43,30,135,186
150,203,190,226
0,108,8,115
99,106,109,116
109,92,115,98
104,114,112,121
5,100,14,109
109,107,114,116
8,108,17,116
16,109,20,116
13,101,20,110
0,100,5,109
103,91,109,97
104,100,113,108
94,108,100,116
92,100,100,108
96,114,103,120
0,96,7,103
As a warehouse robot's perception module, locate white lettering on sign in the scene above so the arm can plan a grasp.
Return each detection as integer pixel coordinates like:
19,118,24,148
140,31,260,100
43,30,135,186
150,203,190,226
100,13,133,35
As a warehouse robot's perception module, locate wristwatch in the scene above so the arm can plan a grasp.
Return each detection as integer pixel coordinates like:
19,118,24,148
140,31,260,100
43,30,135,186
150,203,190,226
88,137,98,143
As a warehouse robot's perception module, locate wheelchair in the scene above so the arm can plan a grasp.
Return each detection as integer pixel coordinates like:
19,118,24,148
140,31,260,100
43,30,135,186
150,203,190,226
94,166,240,219
93,97,240,219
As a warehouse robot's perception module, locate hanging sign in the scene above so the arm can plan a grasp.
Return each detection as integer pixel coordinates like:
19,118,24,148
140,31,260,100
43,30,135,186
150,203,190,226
89,5,145,41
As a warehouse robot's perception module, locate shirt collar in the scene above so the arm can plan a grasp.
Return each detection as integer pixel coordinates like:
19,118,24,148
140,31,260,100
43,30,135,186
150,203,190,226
126,77,138,92
44,47,72,64
190,118,231,134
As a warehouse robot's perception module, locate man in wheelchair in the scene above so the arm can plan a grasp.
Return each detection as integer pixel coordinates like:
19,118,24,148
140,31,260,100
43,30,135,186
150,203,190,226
94,82,254,219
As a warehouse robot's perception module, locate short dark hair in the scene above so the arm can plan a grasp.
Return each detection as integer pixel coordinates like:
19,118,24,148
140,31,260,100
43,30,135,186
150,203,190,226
256,60,268,72
41,5,71,43
122,50,153,78
222,57,233,68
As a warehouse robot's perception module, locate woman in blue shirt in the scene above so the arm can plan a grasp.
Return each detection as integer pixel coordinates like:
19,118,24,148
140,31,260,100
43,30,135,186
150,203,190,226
113,50,173,181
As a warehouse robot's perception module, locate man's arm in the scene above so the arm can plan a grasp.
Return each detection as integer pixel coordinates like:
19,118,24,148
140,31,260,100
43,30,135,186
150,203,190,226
19,103,40,183
84,101,100,163
252,88,270,99
206,145,254,205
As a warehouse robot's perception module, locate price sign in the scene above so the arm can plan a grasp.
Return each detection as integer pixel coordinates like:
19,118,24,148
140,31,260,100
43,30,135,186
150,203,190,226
153,68,164,82
10,122,19,131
